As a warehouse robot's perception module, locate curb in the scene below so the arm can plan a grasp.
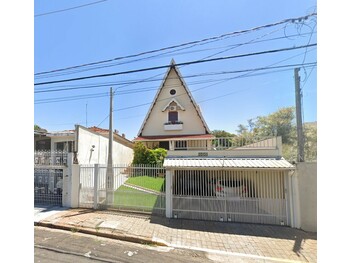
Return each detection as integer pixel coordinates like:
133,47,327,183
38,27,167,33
34,221,168,247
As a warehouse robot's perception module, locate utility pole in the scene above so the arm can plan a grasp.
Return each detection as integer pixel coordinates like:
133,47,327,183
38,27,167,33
294,68,304,162
106,87,114,204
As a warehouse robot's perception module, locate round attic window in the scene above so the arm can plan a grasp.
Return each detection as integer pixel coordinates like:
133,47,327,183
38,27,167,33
170,89,176,95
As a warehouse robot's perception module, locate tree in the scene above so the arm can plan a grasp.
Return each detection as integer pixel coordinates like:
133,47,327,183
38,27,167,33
211,130,235,137
253,107,295,144
34,124,47,132
132,142,150,164
34,124,42,130
148,148,167,165
234,107,317,162
236,124,248,135
132,142,167,165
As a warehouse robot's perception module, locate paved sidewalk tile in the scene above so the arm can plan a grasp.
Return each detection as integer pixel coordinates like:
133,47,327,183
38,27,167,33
38,208,317,262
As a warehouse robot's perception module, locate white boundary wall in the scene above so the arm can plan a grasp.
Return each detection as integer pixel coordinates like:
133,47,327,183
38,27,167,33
296,162,317,232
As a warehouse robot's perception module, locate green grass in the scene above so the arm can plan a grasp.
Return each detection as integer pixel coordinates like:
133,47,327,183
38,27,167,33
113,185,163,211
125,176,165,192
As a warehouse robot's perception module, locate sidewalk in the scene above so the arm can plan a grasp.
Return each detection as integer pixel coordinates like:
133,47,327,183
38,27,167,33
34,207,317,262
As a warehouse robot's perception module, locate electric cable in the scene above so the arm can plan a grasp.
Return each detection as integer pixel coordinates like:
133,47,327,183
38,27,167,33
34,13,316,76
34,43,317,86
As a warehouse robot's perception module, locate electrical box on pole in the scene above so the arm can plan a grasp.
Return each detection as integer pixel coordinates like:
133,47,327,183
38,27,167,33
294,68,304,162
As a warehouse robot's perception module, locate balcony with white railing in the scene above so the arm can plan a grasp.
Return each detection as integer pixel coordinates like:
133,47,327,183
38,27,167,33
34,151,68,167
167,136,282,158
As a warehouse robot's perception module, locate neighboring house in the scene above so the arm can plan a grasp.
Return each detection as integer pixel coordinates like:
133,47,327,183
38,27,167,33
34,129,75,152
34,125,134,207
134,59,215,150
34,125,134,165
76,125,134,165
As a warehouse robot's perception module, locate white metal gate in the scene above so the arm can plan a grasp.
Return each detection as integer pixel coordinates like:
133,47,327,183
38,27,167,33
79,164,166,215
34,168,63,206
172,169,289,225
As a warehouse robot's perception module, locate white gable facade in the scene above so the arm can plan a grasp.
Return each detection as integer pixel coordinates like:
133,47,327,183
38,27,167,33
141,66,208,136
135,60,214,150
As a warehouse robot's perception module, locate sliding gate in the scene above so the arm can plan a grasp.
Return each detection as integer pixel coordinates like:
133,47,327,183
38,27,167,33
172,169,289,225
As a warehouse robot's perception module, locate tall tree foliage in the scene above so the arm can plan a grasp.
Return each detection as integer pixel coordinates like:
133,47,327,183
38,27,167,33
254,107,295,144
234,107,316,162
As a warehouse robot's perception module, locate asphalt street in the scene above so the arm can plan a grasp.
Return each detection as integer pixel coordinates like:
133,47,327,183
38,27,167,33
35,226,274,263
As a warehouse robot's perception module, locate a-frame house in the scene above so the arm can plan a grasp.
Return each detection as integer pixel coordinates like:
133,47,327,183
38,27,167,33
134,59,215,150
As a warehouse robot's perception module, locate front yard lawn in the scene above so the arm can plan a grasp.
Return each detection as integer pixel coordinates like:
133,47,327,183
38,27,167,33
113,185,163,212
125,176,165,192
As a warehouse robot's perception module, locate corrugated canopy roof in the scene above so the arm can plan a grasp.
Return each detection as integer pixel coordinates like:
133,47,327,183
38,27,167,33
163,157,294,169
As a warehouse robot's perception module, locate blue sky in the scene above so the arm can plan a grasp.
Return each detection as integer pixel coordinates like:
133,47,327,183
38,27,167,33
34,0,317,140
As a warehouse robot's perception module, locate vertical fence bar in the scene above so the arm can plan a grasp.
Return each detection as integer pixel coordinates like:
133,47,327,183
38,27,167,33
93,164,99,209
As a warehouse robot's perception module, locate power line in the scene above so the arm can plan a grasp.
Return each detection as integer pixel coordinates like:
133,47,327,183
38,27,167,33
34,43,316,86
34,12,316,76
34,27,315,80
35,67,310,104
34,61,316,94
35,0,108,17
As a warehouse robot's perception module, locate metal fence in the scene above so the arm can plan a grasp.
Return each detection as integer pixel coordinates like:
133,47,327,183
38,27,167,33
172,169,288,225
79,164,166,215
34,168,63,206
34,151,68,167
78,163,289,225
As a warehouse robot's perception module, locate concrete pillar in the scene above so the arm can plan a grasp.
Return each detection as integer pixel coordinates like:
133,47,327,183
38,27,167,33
207,139,212,150
285,171,292,227
276,136,283,156
291,170,301,229
70,164,80,208
62,153,80,208
62,167,69,207
165,169,173,218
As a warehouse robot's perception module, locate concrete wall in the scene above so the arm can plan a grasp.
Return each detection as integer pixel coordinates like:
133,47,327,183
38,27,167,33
296,162,317,232
77,126,134,165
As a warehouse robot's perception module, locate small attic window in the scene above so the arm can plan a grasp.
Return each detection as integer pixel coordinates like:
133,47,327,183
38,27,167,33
168,111,178,122
170,89,176,95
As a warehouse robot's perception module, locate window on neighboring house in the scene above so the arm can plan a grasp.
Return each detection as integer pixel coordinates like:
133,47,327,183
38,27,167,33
55,141,75,152
168,111,178,123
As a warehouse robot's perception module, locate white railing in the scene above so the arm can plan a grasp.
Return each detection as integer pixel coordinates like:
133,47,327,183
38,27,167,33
34,151,68,167
173,136,278,151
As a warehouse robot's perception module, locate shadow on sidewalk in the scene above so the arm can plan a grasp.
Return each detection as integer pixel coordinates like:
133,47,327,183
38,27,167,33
149,213,317,241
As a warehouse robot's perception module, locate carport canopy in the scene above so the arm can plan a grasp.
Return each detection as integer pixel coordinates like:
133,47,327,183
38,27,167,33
163,157,295,169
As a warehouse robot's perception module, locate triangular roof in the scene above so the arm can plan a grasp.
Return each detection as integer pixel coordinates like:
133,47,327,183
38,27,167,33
137,59,211,137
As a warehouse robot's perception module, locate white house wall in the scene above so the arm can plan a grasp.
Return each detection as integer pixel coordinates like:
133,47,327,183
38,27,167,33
142,68,207,136
77,127,134,165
